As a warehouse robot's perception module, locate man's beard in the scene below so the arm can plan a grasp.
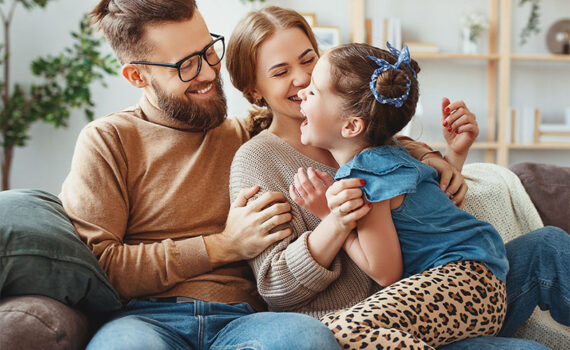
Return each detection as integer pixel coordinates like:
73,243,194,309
152,74,227,131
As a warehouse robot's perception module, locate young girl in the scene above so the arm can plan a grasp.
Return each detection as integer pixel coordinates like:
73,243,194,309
297,42,509,347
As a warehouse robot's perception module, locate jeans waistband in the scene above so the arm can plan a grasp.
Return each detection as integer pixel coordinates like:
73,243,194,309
147,297,197,303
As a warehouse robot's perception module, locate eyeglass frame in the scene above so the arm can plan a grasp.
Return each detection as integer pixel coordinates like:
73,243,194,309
129,33,225,82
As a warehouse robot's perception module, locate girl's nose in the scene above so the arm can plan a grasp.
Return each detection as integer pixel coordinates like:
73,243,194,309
298,88,307,100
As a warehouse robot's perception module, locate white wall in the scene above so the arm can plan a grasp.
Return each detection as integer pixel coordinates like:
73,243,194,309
2,0,569,194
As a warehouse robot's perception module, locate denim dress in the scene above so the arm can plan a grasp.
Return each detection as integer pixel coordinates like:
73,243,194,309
335,141,509,282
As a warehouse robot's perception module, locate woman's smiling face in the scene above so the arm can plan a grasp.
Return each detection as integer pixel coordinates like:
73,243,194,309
252,27,318,121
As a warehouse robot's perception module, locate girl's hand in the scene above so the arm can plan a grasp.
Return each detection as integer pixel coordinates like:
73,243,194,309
422,156,468,208
441,97,479,159
326,179,371,231
289,167,334,219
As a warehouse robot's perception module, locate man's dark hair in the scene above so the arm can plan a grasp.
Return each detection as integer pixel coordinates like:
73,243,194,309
91,0,197,64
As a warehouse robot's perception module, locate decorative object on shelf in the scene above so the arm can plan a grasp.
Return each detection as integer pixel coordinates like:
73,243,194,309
300,12,317,27
460,12,488,54
312,26,341,52
240,0,266,11
535,109,570,143
507,108,539,144
519,0,541,46
0,3,119,190
546,18,570,54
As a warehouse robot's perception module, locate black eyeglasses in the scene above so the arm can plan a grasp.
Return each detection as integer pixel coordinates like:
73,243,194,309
130,33,225,82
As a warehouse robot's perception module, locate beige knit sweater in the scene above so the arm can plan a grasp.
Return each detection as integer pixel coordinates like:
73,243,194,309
229,130,438,318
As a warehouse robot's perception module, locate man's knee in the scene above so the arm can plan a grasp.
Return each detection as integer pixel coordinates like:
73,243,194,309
87,315,173,350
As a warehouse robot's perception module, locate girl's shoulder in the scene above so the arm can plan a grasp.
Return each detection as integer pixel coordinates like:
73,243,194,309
335,145,420,203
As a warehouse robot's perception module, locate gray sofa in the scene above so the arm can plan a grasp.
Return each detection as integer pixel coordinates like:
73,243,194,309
0,162,568,350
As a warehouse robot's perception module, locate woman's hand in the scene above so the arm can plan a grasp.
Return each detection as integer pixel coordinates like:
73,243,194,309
290,167,334,219
441,97,479,171
422,156,468,208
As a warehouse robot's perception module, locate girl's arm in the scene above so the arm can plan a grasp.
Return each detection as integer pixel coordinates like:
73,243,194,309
306,178,371,267
343,198,403,287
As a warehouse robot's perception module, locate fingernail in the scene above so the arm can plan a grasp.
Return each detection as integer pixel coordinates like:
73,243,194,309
441,184,447,191
447,127,452,132
443,120,448,127
445,107,450,113
360,179,366,185
368,203,372,208
455,129,459,134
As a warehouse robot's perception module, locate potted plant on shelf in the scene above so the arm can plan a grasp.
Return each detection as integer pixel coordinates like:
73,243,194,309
519,0,541,46
0,0,119,190
460,12,488,54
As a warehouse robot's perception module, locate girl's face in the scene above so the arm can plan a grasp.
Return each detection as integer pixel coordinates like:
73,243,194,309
298,56,345,149
253,27,318,121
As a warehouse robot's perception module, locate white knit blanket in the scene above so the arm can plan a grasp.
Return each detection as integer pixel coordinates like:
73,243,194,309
462,163,543,243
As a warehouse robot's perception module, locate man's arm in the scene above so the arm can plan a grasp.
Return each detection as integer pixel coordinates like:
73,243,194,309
61,124,291,299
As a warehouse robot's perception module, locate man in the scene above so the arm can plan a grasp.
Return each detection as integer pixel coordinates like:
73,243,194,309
59,0,340,348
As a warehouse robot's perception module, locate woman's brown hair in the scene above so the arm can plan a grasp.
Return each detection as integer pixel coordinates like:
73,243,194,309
226,6,319,135
327,43,421,146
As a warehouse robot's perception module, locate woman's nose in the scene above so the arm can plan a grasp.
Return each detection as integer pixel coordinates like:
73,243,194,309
292,68,310,87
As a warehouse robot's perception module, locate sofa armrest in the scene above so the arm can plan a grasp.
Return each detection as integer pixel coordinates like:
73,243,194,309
0,295,89,350
510,162,570,233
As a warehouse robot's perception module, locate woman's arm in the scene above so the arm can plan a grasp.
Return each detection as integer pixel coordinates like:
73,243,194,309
342,198,403,287
440,98,479,172
229,138,369,311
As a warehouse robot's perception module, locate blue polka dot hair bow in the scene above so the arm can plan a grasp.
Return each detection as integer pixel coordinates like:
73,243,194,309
368,42,416,108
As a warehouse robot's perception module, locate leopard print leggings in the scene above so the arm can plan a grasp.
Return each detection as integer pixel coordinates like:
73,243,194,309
320,260,506,350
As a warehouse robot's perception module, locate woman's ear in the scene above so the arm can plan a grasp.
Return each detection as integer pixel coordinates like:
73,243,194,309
341,117,366,138
122,64,148,88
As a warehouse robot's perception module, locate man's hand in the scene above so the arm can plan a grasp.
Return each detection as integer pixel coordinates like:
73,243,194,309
205,186,292,267
422,156,468,208
289,167,334,219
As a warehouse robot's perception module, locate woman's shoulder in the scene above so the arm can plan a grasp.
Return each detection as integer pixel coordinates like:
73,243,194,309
233,130,292,163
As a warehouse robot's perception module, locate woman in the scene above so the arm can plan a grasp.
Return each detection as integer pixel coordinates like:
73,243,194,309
226,6,567,349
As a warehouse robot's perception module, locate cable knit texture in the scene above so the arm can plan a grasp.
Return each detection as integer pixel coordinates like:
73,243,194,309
229,130,437,318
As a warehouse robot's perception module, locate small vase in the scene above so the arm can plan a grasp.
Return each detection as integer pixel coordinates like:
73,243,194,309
461,28,478,54
245,0,264,11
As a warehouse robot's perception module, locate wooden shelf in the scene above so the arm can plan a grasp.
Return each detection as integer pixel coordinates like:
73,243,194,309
511,54,570,62
508,143,570,150
413,52,500,60
351,0,569,166
428,142,499,149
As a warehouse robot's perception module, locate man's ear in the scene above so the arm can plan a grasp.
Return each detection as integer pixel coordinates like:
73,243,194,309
122,64,149,88
341,117,366,138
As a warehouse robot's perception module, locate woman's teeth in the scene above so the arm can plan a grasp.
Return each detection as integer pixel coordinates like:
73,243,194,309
289,96,301,101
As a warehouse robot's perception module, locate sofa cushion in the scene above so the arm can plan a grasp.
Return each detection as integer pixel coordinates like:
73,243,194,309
0,295,89,350
510,162,570,233
0,189,121,313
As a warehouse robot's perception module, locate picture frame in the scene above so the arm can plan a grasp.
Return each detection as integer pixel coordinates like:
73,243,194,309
312,26,341,52
300,12,317,27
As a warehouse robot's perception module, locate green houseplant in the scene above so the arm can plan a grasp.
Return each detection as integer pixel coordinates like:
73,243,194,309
0,0,119,190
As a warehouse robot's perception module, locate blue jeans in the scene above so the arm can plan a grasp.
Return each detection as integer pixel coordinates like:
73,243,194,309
87,299,340,350
440,226,569,349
